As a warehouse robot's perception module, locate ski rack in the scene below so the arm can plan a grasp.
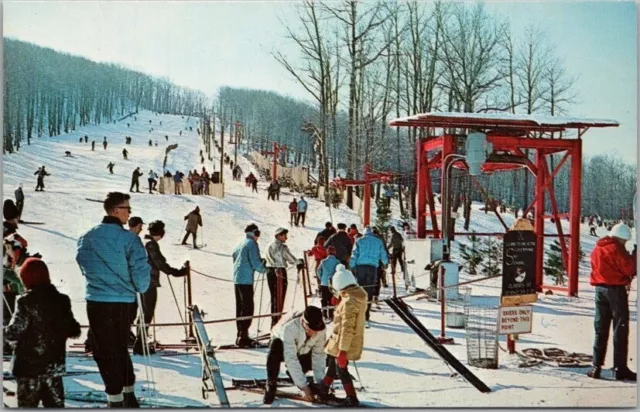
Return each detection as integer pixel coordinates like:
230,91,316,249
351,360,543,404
189,305,231,407
385,297,491,393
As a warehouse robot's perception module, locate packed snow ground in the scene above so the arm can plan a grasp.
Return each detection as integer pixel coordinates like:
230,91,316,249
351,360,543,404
2,110,636,407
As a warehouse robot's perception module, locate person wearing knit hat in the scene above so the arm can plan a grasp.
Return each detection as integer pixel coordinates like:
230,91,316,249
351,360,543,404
5,257,81,407
3,198,38,356
587,221,637,381
316,246,340,321
263,306,327,404
133,221,189,355
232,223,267,347
313,264,367,407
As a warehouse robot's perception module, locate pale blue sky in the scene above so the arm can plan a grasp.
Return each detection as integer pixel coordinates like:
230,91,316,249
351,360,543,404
3,1,637,164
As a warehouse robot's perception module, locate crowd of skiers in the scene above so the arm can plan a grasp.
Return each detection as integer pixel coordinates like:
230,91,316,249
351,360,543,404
229,215,422,406
232,221,377,406
2,192,193,407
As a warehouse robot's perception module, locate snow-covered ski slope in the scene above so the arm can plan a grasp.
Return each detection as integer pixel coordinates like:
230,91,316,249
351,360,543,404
2,110,636,407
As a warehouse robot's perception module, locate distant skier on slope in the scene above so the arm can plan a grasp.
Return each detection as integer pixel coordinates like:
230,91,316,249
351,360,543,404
102,137,108,150
181,206,203,249
14,184,24,222
107,162,115,175
129,167,142,193
34,166,50,192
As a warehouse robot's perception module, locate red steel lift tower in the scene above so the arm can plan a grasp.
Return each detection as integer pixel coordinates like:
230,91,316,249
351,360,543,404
389,112,618,296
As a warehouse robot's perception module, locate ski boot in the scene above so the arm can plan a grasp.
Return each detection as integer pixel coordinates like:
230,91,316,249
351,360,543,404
614,367,637,381
123,392,140,408
586,366,601,379
311,382,340,402
340,396,360,407
263,380,277,404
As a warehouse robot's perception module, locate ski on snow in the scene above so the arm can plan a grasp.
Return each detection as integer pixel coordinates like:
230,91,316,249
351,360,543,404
190,305,230,407
232,386,372,407
64,391,201,408
386,297,492,393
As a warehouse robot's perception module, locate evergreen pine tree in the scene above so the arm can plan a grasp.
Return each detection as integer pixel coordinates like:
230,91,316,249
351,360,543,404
480,236,502,277
460,232,483,275
375,197,392,243
544,240,566,285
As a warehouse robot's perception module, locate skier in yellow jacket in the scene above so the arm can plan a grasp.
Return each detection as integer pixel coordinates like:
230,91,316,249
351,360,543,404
314,264,367,407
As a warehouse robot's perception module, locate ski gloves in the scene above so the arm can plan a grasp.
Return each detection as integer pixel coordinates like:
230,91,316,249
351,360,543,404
336,350,348,368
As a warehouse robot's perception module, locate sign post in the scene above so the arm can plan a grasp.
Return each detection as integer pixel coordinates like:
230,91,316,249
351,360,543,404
501,218,538,353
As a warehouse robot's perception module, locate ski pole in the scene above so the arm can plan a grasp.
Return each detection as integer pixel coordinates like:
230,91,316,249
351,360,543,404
136,293,158,406
352,361,365,391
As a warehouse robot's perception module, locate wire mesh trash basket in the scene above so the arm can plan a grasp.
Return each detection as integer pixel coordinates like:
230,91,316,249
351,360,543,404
465,305,499,369
446,287,471,328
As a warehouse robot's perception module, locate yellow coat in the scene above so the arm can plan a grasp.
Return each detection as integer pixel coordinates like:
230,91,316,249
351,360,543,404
325,285,367,360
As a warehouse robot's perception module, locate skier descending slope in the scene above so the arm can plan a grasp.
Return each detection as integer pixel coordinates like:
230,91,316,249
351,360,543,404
182,206,203,249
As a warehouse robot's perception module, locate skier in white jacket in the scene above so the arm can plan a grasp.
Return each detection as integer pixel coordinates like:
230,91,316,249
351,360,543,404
263,306,326,404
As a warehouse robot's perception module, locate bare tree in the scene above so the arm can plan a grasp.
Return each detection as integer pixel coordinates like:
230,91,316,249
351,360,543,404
273,0,334,204
322,0,395,207
437,3,505,113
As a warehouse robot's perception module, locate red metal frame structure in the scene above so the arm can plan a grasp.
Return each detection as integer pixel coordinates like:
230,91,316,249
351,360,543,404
333,164,393,226
390,112,619,296
263,142,288,182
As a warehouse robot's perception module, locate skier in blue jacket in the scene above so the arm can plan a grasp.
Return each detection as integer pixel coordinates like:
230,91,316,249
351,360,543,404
296,196,308,226
350,226,389,325
232,223,267,347
317,246,340,320
75,191,150,407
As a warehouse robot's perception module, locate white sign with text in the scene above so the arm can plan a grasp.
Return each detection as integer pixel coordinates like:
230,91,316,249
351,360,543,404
497,305,533,335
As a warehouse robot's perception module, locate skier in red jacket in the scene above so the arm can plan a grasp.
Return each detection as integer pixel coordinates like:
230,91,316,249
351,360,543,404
587,222,637,381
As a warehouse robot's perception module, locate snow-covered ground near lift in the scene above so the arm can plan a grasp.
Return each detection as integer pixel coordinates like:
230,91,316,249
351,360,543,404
2,110,636,408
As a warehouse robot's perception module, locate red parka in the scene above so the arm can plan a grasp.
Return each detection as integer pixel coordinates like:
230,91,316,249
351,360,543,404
589,236,637,286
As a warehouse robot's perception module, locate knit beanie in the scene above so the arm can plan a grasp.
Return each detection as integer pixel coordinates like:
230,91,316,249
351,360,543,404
19,257,51,290
3,199,19,221
332,264,358,292
302,306,325,331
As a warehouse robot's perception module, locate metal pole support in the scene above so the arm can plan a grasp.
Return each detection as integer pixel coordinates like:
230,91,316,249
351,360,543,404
437,266,454,344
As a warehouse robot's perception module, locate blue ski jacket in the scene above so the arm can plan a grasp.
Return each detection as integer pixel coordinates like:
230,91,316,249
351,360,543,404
317,255,340,286
232,234,266,285
76,216,150,303
350,228,389,269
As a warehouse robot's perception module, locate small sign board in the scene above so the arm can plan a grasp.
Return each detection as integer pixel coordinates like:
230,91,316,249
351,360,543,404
501,221,538,305
497,305,533,335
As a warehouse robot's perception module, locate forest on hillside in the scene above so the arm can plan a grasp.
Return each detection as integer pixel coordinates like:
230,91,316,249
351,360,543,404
3,39,208,153
3,1,636,221
212,1,635,220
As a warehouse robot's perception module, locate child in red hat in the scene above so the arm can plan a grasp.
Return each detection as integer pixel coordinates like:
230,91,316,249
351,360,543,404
4,258,81,407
